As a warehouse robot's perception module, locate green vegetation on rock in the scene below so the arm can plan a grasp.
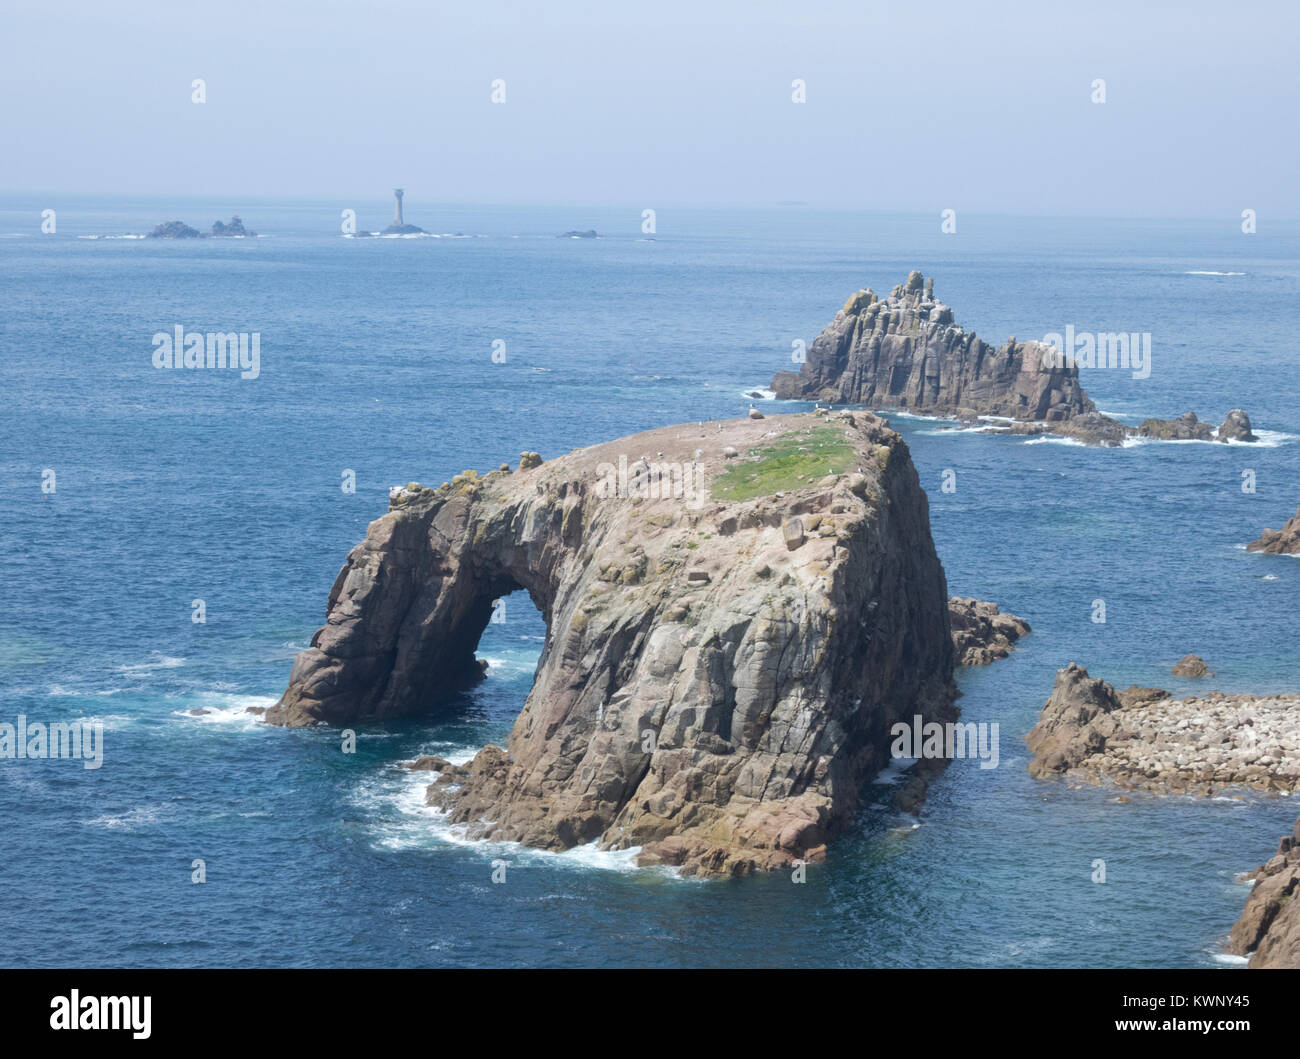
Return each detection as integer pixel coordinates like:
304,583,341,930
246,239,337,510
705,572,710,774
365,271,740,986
712,425,856,501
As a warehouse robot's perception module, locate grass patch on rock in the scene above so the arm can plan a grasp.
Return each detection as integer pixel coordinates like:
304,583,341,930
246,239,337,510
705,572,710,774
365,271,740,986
712,425,856,502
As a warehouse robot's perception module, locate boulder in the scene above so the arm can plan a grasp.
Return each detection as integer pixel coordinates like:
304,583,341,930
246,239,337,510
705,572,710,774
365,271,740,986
1171,654,1212,678
1217,409,1257,443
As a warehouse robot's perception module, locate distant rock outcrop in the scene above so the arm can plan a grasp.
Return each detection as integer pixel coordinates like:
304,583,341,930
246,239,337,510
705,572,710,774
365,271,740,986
269,411,963,875
146,220,202,239
948,597,1030,665
210,215,255,237
1247,506,1300,555
1027,664,1300,794
1230,817,1300,968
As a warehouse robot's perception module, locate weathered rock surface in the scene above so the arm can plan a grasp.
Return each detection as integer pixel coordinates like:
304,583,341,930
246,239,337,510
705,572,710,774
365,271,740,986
1171,653,1212,678
270,411,961,875
771,272,1094,423
1027,664,1300,794
948,597,1030,665
1229,817,1300,968
1247,506,1300,555
1218,409,1257,443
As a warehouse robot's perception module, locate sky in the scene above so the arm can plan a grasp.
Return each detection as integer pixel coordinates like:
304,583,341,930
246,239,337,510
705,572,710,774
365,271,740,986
2,0,1296,216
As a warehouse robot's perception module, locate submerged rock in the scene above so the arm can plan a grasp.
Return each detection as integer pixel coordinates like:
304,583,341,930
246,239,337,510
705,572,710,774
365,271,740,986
1229,816,1300,968
269,411,961,875
1247,505,1300,555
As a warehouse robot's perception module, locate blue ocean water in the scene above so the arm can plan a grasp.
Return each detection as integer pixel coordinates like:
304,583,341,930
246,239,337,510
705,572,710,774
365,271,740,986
2,196,1298,967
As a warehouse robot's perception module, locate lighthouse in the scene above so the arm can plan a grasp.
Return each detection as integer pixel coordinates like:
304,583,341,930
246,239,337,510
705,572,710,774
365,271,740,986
393,188,405,227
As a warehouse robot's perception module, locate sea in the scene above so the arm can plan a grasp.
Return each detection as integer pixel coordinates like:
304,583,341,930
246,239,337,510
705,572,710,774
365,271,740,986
1,196,1297,967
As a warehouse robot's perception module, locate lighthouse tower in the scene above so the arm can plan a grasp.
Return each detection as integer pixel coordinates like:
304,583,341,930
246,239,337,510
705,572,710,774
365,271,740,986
393,188,405,227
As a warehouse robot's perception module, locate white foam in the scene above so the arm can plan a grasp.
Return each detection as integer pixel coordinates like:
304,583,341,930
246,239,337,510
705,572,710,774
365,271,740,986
742,388,776,400
1210,952,1250,966
116,654,185,673
1185,270,1246,276
171,693,276,728
356,768,681,878
84,804,167,831
1022,435,1091,448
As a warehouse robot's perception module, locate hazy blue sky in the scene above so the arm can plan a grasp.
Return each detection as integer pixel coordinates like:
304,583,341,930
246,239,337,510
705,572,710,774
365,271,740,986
3,0,1295,215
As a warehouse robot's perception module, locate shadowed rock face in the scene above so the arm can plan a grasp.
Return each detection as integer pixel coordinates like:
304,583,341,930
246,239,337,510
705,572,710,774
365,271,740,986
270,411,958,875
1248,505,1300,554
1231,817,1300,968
771,271,1094,422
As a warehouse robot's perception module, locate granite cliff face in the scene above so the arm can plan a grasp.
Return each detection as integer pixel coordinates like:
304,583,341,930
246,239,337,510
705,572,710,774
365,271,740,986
270,411,962,875
1248,505,1300,554
1230,817,1300,968
771,271,1094,423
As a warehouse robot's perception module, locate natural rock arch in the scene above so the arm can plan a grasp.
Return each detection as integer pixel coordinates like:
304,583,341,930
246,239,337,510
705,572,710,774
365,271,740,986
269,412,958,875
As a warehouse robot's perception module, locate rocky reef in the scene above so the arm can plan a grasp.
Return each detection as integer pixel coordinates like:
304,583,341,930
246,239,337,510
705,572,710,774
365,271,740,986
1229,816,1300,968
270,410,973,875
1248,505,1300,555
1026,664,1300,795
146,217,257,238
770,273,1256,447
947,597,1029,665
210,215,256,237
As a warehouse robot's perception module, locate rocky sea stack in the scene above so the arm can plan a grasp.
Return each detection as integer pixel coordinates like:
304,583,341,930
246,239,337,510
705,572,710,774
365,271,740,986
270,411,971,875
771,271,1094,422
771,273,1255,447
